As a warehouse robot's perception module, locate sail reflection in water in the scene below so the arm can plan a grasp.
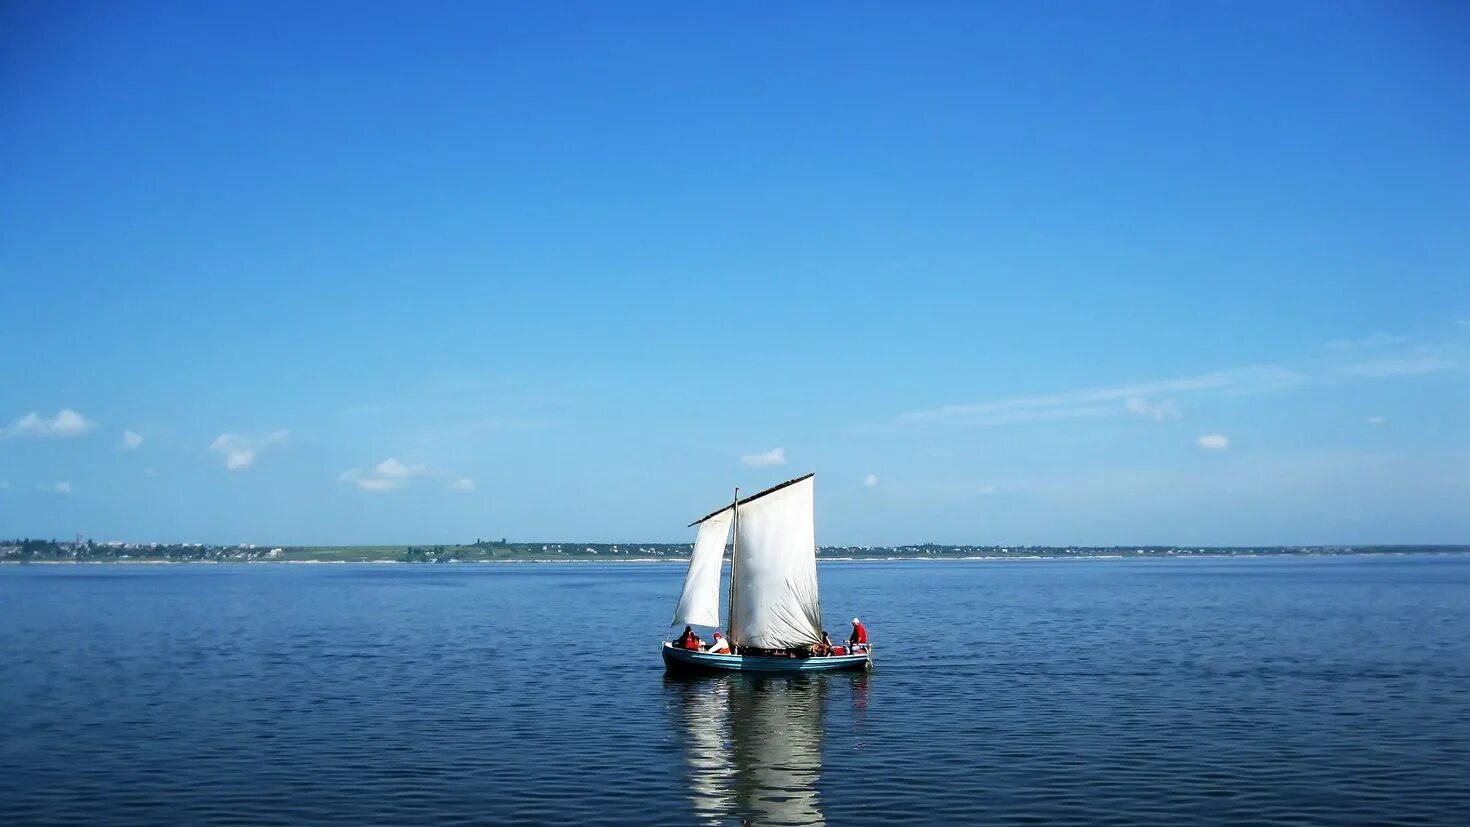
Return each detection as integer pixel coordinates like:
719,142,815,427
665,672,870,826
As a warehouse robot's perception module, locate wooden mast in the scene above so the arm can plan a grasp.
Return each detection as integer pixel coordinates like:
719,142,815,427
726,487,739,647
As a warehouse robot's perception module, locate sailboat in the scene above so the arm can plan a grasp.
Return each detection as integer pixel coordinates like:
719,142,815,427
662,473,873,673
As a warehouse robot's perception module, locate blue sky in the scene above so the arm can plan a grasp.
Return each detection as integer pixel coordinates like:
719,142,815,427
2,2,1467,546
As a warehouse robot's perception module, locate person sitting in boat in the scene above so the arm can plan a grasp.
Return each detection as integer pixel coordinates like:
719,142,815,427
675,626,702,650
815,631,834,656
706,632,731,654
848,618,869,652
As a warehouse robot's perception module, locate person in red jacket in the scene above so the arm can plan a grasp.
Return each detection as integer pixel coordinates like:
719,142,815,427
848,618,869,651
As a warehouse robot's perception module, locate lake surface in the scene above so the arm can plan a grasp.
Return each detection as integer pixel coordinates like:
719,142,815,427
2,556,1467,825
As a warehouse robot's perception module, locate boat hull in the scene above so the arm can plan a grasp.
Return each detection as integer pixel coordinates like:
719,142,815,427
662,642,871,674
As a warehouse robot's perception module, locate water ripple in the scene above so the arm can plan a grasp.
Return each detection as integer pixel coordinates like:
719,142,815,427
1,556,1467,825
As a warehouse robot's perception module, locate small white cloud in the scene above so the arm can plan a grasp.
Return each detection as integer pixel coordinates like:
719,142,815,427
339,457,429,492
374,458,423,479
143,468,157,477
210,430,288,470
120,429,144,450
340,457,474,493
40,481,73,495
1124,396,1182,421
863,473,878,487
1196,434,1230,450
2,409,97,439
741,447,786,468
1366,416,1387,426
978,485,997,495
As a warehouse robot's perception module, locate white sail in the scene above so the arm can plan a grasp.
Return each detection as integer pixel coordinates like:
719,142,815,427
730,474,822,648
671,507,732,628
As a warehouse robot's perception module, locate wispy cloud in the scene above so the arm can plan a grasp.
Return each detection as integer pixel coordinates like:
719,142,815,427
1124,397,1182,421
1366,416,1387,426
37,481,73,495
1197,434,1230,450
1328,333,1469,380
1325,332,1413,352
339,458,475,494
900,365,1302,426
119,429,143,450
898,326,1468,429
741,447,787,467
2,409,97,439
344,382,569,453
863,473,878,487
210,430,288,470
339,458,428,492
919,405,1120,428
1337,345,1466,379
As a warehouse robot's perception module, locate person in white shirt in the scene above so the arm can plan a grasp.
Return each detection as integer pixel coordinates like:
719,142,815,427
706,632,731,654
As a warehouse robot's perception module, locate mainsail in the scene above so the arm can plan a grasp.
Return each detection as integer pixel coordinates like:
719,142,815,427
729,474,823,649
678,473,824,649
670,507,732,628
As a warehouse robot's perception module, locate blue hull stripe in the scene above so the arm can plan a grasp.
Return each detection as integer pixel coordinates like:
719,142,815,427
661,643,871,673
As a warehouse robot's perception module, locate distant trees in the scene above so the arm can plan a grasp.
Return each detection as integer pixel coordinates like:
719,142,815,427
402,545,450,563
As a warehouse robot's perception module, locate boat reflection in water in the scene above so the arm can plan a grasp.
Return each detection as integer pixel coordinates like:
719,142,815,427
665,671,871,826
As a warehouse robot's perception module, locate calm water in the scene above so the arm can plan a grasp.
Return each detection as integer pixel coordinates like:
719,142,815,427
1,556,1467,825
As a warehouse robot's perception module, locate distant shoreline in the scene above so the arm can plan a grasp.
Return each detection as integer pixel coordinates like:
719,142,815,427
5,549,1468,566
7,538,1468,565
